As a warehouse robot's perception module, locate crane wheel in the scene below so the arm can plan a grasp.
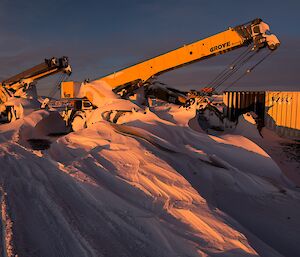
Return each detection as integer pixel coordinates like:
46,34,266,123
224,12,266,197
71,115,87,132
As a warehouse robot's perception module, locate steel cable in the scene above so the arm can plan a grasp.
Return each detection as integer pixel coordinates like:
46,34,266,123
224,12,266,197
49,73,69,98
207,45,253,88
213,50,258,91
221,50,274,93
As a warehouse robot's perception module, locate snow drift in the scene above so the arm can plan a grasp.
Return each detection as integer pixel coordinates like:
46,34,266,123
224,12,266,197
0,81,299,257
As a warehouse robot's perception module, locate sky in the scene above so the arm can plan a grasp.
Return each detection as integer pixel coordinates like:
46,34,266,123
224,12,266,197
0,0,299,96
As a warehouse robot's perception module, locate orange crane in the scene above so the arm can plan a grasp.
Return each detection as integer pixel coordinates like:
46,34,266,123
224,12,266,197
60,18,280,130
0,57,71,122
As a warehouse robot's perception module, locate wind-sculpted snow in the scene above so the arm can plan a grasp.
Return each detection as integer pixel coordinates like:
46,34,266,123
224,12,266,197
0,97,299,257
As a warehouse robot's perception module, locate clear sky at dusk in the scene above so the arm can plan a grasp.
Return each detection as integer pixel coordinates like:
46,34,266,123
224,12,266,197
0,0,299,95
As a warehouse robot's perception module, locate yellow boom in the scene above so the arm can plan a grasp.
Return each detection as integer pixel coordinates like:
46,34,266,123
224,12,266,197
97,18,279,96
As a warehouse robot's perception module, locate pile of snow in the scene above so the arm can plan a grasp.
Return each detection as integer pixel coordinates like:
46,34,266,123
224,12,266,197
78,80,119,107
0,109,67,147
234,112,262,139
0,92,299,257
2,97,41,118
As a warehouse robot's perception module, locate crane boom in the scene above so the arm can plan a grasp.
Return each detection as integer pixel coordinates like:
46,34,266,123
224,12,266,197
0,56,72,122
0,56,71,103
95,18,279,96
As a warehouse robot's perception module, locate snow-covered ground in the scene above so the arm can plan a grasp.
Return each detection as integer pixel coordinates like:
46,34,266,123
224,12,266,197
0,82,299,257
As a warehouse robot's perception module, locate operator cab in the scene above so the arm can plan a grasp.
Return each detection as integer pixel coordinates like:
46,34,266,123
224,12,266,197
66,98,95,111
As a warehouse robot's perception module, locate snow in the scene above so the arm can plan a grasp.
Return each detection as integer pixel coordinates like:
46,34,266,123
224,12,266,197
78,80,119,107
0,82,300,256
233,112,262,139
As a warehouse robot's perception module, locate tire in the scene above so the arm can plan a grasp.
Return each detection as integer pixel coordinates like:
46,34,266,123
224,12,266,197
71,115,86,132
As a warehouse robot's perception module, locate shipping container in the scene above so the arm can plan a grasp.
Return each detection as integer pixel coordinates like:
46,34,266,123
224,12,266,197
223,91,265,124
223,91,300,139
265,91,300,139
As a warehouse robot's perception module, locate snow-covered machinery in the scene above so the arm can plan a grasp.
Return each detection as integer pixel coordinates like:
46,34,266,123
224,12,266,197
0,56,71,122
61,18,280,130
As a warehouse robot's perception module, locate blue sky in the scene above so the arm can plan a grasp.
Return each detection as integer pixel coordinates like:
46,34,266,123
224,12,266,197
0,0,299,95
